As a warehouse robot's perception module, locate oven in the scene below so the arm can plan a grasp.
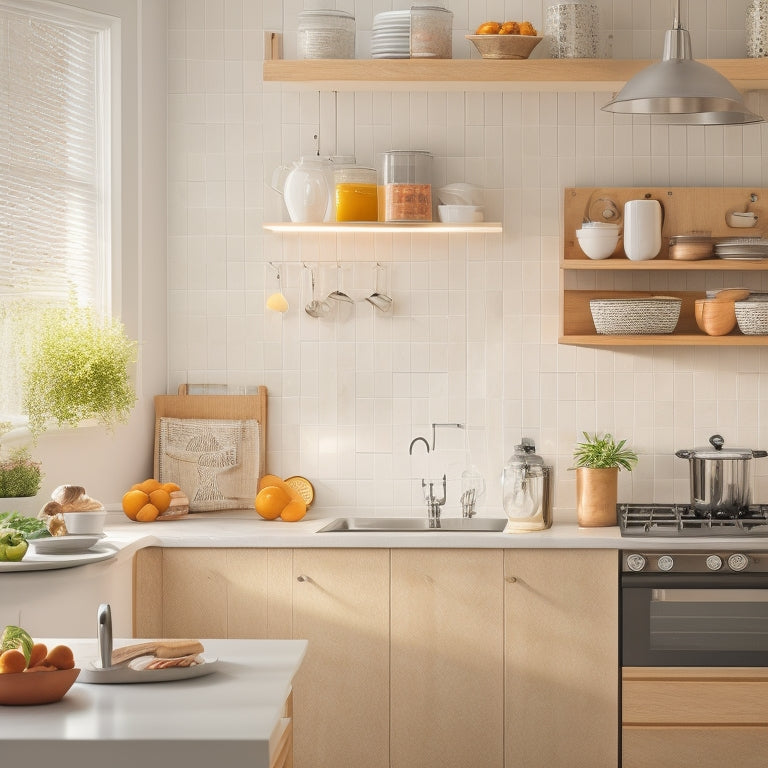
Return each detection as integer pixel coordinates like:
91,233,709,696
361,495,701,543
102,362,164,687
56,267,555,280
618,503,768,768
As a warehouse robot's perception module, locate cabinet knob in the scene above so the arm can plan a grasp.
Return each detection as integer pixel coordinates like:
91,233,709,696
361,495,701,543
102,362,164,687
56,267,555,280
506,576,517,584
297,574,311,583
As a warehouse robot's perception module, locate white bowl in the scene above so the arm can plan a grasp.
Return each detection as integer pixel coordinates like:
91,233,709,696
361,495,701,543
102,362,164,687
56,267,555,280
576,229,619,260
436,183,484,207
62,509,106,534
438,205,484,223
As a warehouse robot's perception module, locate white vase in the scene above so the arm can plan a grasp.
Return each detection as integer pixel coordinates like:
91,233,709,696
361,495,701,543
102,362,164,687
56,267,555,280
0,495,42,517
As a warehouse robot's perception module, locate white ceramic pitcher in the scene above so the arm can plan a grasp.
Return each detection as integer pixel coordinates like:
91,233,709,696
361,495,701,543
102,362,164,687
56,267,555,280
272,156,334,223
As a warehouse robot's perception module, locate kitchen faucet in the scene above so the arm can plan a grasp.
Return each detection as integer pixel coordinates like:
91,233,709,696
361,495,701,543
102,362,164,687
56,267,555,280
409,436,430,454
422,475,446,527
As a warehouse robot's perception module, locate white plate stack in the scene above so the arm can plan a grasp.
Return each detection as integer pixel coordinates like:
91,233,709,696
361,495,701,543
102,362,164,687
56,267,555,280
371,10,411,59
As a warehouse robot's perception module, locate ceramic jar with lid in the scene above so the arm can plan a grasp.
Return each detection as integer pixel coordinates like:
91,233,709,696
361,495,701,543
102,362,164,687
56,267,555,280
297,10,355,59
410,6,453,59
747,0,768,57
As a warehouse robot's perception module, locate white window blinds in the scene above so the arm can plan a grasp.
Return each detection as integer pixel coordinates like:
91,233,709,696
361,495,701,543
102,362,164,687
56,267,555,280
0,2,110,307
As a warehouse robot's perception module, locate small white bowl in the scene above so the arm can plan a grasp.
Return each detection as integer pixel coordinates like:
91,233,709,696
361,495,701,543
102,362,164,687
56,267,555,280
438,205,484,223
576,228,619,260
62,509,107,535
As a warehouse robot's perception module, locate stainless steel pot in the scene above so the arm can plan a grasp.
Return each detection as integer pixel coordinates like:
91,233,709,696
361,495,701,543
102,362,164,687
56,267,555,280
675,434,768,517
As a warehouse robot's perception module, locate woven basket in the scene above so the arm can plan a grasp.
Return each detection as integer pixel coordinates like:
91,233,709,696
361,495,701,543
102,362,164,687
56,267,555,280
590,297,682,335
735,300,768,335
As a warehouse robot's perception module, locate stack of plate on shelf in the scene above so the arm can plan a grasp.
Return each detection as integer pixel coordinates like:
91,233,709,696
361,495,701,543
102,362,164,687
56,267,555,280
371,10,411,58
714,238,768,260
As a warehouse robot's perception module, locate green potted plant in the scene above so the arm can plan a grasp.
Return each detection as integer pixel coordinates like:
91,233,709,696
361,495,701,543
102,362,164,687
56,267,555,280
0,422,43,514
14,299,138,438
572,432,638,527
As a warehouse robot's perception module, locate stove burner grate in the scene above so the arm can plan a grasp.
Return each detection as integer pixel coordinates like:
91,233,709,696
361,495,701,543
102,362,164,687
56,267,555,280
618,503,768,536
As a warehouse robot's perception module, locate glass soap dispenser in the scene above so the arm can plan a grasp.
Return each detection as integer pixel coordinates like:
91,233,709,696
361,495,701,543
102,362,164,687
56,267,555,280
502,438,553,533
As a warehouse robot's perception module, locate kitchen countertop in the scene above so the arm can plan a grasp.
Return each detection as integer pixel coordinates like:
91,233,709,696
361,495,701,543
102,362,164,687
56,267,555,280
0,638,306,768
98,509,768,552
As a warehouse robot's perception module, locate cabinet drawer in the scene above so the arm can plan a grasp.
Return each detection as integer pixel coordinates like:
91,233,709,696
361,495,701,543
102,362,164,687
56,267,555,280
623,726,768,768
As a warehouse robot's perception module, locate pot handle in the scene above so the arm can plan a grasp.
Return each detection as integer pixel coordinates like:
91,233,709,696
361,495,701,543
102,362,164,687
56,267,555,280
709,434,725,450
675,450,693,459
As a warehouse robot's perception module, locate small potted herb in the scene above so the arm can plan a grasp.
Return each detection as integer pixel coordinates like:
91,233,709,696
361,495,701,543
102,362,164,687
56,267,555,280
572,432,638,527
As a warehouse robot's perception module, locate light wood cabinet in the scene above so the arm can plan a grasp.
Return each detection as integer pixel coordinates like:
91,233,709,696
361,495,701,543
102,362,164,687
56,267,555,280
290,548,390,768
390,549,505,768
133,546,619,768
504,549,619,768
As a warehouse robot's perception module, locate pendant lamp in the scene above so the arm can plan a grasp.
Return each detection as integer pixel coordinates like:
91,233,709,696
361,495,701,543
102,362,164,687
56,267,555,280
602,0,763,125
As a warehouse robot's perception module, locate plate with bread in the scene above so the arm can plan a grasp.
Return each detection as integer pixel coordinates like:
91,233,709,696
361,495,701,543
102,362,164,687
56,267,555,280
78,638,219,684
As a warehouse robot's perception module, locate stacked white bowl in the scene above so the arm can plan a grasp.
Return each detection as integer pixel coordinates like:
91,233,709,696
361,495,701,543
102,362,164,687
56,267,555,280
576,221,620,260
371,10,411,58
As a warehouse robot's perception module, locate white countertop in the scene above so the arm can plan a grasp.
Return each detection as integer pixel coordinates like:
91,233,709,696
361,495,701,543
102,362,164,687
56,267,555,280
99,509,768,552
0,638,307,768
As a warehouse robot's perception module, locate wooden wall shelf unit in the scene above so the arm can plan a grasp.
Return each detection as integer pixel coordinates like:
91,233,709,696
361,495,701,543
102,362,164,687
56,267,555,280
263,54,768,93
263,222,502,234
560,186,768,347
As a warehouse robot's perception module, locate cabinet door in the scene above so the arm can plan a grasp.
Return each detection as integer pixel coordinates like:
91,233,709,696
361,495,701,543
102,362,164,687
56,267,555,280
390,548,505,768
504,549,618,768
291,548,390,768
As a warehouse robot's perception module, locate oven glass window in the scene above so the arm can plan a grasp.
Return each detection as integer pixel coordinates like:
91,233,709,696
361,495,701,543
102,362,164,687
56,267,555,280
650,589,768,652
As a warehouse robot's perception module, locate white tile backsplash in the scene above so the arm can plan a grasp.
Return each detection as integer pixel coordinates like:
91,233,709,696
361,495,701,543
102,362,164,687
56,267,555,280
168,0,768,519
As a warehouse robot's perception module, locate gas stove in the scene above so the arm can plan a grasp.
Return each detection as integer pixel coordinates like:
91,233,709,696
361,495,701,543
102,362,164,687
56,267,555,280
618,503,768,537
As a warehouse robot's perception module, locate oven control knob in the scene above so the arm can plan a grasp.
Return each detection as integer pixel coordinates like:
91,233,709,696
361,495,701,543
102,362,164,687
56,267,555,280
657,555,674,572
705,555,723,571
626,554,646,572
728,553,749,572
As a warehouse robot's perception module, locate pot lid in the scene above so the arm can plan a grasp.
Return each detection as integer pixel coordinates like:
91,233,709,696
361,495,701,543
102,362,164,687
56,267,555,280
675,434,767,460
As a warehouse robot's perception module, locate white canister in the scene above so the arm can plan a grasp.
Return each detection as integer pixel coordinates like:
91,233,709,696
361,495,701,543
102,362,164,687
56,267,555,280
746,0,768,57
623,199,662,261
545,3,599,58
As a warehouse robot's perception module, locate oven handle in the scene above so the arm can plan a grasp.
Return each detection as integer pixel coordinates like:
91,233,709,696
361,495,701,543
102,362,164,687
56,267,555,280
622,572,768,589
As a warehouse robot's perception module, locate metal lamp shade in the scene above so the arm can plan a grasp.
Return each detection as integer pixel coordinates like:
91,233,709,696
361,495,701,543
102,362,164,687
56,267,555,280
602,26,763,125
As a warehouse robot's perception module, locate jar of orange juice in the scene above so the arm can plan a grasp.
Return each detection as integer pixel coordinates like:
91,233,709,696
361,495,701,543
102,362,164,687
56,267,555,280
334,167,378,222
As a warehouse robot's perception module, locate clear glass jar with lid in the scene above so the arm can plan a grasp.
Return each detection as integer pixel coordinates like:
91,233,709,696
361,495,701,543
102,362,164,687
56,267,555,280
297,10,355,59
378,150,433,222
501,438,553,533
334,167,378,221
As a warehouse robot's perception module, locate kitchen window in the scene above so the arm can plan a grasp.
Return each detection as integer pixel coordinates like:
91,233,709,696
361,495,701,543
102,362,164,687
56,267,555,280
0,0,119,420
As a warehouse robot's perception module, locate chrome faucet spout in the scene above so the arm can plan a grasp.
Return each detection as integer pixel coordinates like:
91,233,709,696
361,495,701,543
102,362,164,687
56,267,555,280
409,436,430,455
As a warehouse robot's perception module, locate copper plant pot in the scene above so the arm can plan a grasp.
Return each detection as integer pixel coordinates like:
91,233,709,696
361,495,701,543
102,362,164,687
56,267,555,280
576,466,618,527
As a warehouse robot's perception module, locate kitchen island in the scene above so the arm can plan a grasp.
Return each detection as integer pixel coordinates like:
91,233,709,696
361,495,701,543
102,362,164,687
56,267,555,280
0,638,306,768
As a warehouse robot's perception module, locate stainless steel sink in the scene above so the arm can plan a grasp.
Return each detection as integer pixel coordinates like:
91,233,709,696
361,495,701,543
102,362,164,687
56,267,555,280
318,517,507,533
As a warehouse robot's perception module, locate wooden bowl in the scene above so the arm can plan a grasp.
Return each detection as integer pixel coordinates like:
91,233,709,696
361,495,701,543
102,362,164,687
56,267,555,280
465,34,543,60
695,299,737,336
0,668,80,705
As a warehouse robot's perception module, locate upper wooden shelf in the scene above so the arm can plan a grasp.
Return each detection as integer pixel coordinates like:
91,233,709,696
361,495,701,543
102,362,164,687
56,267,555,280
262,57,768,93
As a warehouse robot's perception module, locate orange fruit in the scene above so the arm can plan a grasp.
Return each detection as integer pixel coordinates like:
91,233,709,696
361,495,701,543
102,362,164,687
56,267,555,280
162,481,181,493
133,478,162,495
255,485,290,519
29,643,48,668
122,489,149,520
45,645,75,670
280,499,307,522
0,649,27,674
136,503,160,522
149,488,171,513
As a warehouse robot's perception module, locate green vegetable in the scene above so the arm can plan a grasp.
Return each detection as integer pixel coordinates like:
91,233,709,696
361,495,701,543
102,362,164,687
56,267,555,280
572,432,638,472
0,511,50,539
0,529,28,562
1,625,33,664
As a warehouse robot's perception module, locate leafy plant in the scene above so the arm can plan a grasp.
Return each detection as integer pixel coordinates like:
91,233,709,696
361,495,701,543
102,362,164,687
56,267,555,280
572,432,638,472
0,448,42,497
19,300,138,438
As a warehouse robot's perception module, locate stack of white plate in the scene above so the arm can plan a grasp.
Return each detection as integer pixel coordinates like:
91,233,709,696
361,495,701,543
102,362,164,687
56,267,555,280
715,238,768,260
371,10,411,59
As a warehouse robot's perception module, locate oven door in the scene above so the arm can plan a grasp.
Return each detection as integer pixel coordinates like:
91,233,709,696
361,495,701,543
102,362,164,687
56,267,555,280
622,572,768,666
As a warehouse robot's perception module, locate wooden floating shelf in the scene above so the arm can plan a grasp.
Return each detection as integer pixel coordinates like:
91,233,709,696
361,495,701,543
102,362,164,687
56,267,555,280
263,57,768,93
560,333,768,346
263,222,502,234
562,259,768,271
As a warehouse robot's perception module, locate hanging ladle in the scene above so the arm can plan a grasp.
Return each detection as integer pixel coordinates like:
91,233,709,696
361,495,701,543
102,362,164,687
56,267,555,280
304,264,331,318
364,262,392,312
327,263,353,304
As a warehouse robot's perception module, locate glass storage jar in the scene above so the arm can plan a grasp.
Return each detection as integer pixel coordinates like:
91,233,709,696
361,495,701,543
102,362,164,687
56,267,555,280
378,150,433,222
334,167,378,221
297,10,355,59
501,438,553,533
410,6,453,59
